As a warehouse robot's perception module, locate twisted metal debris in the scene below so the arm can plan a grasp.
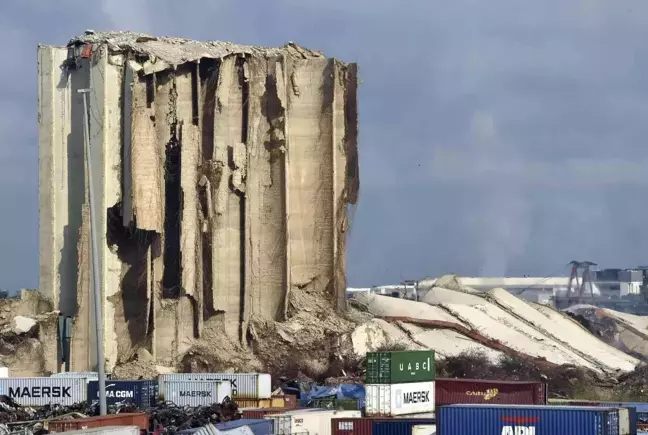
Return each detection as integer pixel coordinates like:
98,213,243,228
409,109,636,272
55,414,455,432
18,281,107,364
0,397,240,435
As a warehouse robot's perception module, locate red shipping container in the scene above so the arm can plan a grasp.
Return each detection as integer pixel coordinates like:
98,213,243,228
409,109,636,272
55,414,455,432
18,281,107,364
48,413,149,433
435,378,547,405
282,394,297,409
331,418,376,435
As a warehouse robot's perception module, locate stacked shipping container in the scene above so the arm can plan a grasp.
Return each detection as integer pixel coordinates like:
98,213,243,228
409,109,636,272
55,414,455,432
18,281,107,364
364,350,436,417
436,404,631,435
157,373,271,399
435,378,546,406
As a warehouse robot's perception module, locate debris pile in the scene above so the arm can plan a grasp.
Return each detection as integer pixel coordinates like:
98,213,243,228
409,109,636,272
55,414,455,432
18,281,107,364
0,398,240,435
0,291,58,377
567,305,648,361
147,399,240,434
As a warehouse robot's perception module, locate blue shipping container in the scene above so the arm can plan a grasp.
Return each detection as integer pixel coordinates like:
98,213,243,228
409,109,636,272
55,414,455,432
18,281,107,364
437,404,625,435
215,419,273,435
372,419,437,435
87,380,157,408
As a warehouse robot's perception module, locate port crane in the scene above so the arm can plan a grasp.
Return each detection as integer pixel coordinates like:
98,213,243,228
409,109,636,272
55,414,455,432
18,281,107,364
565,260,597,305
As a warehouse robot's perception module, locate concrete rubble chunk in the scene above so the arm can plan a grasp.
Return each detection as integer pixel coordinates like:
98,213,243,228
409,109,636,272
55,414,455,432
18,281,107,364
12,316,37,335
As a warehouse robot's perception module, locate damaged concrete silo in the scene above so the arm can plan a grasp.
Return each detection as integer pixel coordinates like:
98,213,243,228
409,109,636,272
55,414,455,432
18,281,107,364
38,31,359,372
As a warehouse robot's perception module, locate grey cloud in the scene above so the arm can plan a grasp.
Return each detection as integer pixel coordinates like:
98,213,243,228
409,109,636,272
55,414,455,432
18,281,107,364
2,0,648,291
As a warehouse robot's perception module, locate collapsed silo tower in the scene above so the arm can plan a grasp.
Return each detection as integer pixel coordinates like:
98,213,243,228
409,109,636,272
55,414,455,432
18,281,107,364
38,31,359,371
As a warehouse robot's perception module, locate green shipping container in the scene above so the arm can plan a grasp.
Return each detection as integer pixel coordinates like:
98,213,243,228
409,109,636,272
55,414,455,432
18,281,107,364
365,350,435,384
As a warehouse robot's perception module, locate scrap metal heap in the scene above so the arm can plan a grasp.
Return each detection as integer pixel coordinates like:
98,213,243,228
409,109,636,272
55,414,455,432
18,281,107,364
38,31,359,374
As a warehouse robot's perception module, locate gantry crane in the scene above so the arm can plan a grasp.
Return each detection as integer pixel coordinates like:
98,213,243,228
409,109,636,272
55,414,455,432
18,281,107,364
566,260,597,305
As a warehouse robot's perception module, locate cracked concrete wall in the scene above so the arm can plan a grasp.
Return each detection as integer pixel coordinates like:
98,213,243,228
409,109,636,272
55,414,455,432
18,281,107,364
211,56,245,342
38,45,85,317
39,34,358,372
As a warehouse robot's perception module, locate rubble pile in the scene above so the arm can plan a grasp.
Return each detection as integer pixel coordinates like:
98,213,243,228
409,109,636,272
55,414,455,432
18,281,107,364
0,292,58,377
146,399,240,434
567,305,648,361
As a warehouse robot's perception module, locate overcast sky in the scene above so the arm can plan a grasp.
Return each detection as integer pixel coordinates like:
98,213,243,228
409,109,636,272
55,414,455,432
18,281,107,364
2,0,648,290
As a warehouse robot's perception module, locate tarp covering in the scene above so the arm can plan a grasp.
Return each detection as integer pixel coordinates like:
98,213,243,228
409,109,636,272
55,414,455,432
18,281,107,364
301,383,365,400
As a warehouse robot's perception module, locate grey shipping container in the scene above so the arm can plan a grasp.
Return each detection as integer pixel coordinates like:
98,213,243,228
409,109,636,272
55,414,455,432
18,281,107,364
163,380,232,407
56,426,140,435
0,377,86,406
158,373,271,399
51,372,111,380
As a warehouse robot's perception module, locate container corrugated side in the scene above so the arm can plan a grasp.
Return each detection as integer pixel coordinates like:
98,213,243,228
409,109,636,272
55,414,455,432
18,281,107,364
87,380,157,408
241,407,307,419
435,378,546,405
548,401,638,434
288,410,360,435
436,404,623,435
411,424,436,435
163,380,231,406
234,395,295,409
55,426,140,435
48,413,149,432
366,382,435,416
373,420,438,435
158,373,271,399
331,418,436,435
215,418,273,435
0,377,86,406
366,351,435,384
51,372,99,378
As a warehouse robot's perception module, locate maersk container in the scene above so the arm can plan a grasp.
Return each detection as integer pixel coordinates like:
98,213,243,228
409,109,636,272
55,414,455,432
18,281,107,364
331,418,436,435
435,378,546,405
87,380,157,408
366,350,435,384
163,380,232,407
266,409,360,434
366,381,435,416
436,404,630,435
158,373,271,399
0,377,86,406
411,424,436,434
